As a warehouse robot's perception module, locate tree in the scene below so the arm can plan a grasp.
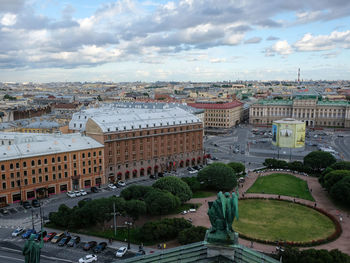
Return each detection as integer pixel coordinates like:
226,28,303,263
324,170,350,191
124,200,147,221
181,177,201,192
178,226,207,245
153,176,192,203
197,163,237,191
144,189,180,215
263,158,288,169
330,176,350,206
120,185,153,200
330,161,350,171
304,151,336,173
227,162,245,175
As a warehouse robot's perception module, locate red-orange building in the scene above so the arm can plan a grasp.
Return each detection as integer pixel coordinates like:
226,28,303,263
0,133,104,206
84,107,204,182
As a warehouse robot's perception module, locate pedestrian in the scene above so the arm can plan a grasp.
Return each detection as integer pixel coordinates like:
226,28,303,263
340,216,343,223
250,241,254,248
310,188,312,193
314,203,317,208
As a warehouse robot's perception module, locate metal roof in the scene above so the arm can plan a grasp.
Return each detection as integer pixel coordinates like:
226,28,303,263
0,132,103,161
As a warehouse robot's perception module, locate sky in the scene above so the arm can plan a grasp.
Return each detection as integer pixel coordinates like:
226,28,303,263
0,0,350,82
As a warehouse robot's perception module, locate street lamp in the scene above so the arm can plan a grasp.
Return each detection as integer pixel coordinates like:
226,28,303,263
124,218,133,250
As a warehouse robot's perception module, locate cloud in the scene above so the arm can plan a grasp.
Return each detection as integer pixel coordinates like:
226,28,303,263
294,30,350,51
266,36,279,41
1,0,350,71
265,40,293,56
244,37,262,44
210,58,227,63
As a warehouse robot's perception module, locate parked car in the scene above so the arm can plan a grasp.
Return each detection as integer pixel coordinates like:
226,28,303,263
79,254,97,263
12,227,25,237
188,168,198,174
67,191,76,198
108,184,117,190
22,229,36,239
117,181,126,187
157,173,164,177
0,208,9,215
80,189,87,196
51,232,65,244
22,201,32,209
116,246,128,257
67,236,80,247
93,242,107,253
43,232,56,242
150,174,156,179
31,199,40,207
83,241,97,251
74,191,82,197
58,236,71,246
90,186,99,193
34,231,47,241
181,210,188,215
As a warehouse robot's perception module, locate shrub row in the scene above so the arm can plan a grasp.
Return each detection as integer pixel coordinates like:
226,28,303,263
236,197,342,247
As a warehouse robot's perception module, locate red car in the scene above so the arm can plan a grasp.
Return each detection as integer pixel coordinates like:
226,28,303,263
43,232,56,242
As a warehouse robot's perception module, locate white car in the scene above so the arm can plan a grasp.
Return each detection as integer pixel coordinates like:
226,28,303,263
80,189,87,196
189,168,198,174
108,184,117,190
12,227,25,237
117,181,126,187
74,191,82,197
79,254,97,263
116,246,128,257
67,191,76,198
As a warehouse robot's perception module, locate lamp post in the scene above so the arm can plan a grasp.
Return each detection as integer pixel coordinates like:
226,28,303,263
124,218,132,250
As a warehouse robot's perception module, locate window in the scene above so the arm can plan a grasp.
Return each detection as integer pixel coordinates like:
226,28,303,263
2,182,6,189
52,157,55,163
44,159,47,164
32,169,35,175
73,154,76,160
1,165,4,171
31,160,35,166
99,151,102,156
45,175,48,181
24,179,28,185
38,159,41,165
10,163,14,169
44,167,48,173
58,156,61,162
38,168,42,174
82,153,85,158
64,172,68,178
32,177,36,184
53,174,56,180
88,152,91,158
11,181,14,188
16,163,20,168
64,156,67,161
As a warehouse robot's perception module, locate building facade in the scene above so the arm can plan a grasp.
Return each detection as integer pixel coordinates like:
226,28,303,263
188,101,243,128
249,96,350,128
84,107,204,183
0,133,104,206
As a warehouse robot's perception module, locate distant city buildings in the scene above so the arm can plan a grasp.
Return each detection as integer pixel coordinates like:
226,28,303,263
250,95,350,128
0,133,104,206
188,100,243,129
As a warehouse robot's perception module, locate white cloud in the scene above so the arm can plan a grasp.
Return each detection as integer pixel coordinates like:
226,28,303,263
1,13,17,26
294,30,350,51
265,40,293,56
210,58,226,63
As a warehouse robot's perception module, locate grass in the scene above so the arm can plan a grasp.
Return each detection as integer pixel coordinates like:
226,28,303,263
246,173,315,201
233,199,335,242
192,190,216,198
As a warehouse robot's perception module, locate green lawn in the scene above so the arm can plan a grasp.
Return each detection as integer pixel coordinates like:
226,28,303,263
192,190,216,198
233,199,335,242
246,173,314,201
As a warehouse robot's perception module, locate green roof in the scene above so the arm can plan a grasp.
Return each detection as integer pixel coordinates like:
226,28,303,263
118,242,280,263
257,99,293,105
317,100,350,106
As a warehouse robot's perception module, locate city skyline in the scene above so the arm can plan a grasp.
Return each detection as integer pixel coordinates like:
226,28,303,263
1,0,350,82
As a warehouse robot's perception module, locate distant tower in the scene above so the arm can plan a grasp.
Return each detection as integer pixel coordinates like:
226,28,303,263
297,68,300,83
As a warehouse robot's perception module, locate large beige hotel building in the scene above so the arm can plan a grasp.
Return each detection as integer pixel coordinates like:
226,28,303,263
250,95,350,128
70,106,204,183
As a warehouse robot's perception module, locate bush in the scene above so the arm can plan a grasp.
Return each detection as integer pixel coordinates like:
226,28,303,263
263,159,288,169
304,151,336,173
181,177,201,192
330,176,350,206
227,162,245,175
153,176,192,203
178,226,207,245
279,247,350,263
198,163,237,191
324,170,350,191
144,188,181,215
138,218,192,243
120,185,153,200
